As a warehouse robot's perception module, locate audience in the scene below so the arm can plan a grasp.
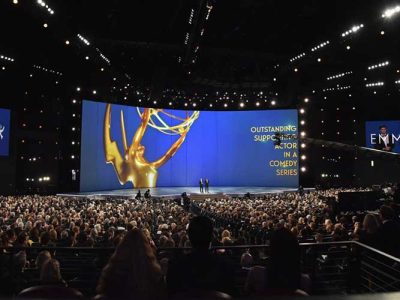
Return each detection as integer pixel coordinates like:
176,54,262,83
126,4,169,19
96,229,165,300
376,205,400,257
40,259,67,287
167,216,236,296
0,185,399,298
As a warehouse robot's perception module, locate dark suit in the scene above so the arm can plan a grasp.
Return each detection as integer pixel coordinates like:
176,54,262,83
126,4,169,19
167,250,236,296
374,134,395,151
199,180,204,193
205,179,209,193
376,220,400,257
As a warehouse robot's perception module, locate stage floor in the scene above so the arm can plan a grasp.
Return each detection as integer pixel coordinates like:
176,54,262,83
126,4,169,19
59,186,302,199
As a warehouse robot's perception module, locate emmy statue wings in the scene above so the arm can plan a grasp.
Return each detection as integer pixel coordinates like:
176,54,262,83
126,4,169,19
103,103,195,188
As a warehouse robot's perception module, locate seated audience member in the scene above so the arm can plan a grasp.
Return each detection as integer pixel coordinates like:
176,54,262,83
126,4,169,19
245,228,307,296
358,214,380,248
240,252,253,270
167,216,236,297
96,229,165,300
36,251,52,270
377,205,400,257
40,259,67,287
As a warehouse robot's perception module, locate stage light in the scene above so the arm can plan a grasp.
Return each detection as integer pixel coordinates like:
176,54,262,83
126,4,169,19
65,40,70,45
43,23,48,28
13,0,18,4
209,104,213,107
300,120,305,125
290,53,306,63
300,131,306,137
301,155,306,160
72,99,76,103
341,24,364,37
76,87,81,91
382,5,400,18
294,68,298,72
301,143,306,148
72,127,76,131
92,90,97,94
240,103,244,108
71,155,75,159
301,167,306,172
256,102,260,106
72,141,75,145
271,100,276,106
77,34,90,46
381,30,385,35
304,98,309,103
85,56,89,60
317,58,321,62
311,40,330,52
299,108,305,114
368,61,389,70
366,81,384,87
0,54,15,62
101,68,104,71
224,103,228,107
346,45,351,50
327,71,352,80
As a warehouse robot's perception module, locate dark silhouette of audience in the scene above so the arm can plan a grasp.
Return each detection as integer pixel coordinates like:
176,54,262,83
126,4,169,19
40,259,67,287
96,229,165,300
376,205,400,257
167,216,236,297
245,228,307,296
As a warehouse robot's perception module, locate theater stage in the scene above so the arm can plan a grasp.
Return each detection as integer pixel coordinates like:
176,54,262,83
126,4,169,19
59,186,306,199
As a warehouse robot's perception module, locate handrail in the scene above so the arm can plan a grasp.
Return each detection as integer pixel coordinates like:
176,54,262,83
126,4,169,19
0,240,399,263
352,241,400,264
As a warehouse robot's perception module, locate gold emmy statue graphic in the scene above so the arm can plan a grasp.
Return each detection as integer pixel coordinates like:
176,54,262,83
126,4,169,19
104,103,199,188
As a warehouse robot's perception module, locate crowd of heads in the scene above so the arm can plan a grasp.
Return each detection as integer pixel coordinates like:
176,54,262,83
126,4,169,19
0,187,400,298
1,187,399,250
0,195,191,250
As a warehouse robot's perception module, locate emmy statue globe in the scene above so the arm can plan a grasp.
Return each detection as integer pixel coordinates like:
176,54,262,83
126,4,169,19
103,104,199,188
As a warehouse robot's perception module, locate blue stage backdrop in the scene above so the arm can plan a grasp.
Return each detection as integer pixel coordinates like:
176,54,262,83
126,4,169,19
80,100,299,192
365,120,400,153
0,108,11,156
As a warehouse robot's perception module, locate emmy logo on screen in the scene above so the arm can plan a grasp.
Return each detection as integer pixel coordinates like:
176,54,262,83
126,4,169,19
104,104,199,188
0,124,5,140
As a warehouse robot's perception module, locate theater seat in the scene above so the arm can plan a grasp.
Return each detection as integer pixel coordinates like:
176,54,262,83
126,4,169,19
17,285,83,299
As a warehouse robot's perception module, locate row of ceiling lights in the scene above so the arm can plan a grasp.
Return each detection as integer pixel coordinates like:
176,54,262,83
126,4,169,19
36,0,54,15
365,82,384,87
33,64,63,76
326,71,353,81
0,54,15,62
341,24,364,37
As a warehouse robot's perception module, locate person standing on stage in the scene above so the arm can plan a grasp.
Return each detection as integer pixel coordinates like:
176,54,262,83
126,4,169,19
199,178,204,193
205,178,209,193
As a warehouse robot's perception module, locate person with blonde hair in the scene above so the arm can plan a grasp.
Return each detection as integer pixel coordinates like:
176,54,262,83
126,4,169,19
359,213,380,248
96,229,165,300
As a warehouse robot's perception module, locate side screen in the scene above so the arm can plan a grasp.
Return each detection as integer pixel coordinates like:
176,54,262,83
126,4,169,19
0,108,11,156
